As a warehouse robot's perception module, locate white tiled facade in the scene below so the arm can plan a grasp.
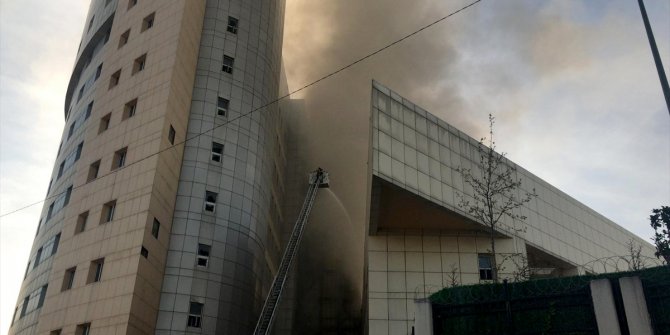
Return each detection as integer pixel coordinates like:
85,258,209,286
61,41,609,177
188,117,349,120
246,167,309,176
366,81,657,334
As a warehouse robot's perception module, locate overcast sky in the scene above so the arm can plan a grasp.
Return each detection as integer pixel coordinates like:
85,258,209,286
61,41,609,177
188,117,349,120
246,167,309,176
1,0,669,333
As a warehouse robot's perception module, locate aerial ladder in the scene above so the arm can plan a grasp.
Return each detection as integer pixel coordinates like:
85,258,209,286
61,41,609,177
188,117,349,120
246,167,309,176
253,168,329,335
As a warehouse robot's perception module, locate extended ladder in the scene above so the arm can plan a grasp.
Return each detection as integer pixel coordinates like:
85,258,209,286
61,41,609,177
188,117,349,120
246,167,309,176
253,168,329,335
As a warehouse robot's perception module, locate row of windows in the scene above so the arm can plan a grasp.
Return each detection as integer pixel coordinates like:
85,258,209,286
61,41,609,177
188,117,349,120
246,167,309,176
24,233,61,279
45,186,73,222
61,258,104,292
49,322,90,335
12,285,47,325
56,142,84,180
220,16,239,74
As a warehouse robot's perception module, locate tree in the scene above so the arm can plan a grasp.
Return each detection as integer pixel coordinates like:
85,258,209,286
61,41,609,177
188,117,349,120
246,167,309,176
650,206,670,265
457,114,536,282
625,238,645,271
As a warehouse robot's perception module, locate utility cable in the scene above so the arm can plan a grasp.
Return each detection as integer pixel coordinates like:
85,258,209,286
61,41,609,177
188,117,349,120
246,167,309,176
0,0,482,219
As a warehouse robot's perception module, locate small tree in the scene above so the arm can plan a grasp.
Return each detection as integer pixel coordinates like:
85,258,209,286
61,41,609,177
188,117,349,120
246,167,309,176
625,238,645,271
457,115,536,282
650,206,670,265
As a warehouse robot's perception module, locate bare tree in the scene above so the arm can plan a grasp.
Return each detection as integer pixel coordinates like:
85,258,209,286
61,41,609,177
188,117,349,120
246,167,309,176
625,238,645,271
446,263,460,287
457,115,536,283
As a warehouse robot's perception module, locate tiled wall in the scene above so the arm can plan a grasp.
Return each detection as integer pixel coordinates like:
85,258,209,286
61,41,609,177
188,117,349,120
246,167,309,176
154,0,288,333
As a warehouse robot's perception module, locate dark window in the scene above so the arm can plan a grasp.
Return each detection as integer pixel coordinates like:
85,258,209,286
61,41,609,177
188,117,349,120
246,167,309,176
77,84,85,102
68,122,76,139
132,54,146,74
211,142,223,162
57,161,65,178
76,211,89,234
109,69,121,89
46,202,55,221
95,63,103,80
187,302,203,328
37,285,48,308
204,191,217,212
99,113,111,133
87,16,95,32
227,16,239,34
123,99,138,119
85,101,94,119
127,0,137,10
119,29,130,48
88,258,104,283
34,247,43,268
57,141,63,157
142,12,155,32
75,323,91,335
478,254,494,280
63,186,73,206
62,267,76,291
52,233,61,256
75,142,84,161
101,200,116,223
20,296,29,318
140,246,149,258
217,97,229,116
196,243,211,267
112,147,127,169
47,179,52,195
222,55,234,74
168,125,176,145
151,218,160,238
87,160,100,182
50,329,62,335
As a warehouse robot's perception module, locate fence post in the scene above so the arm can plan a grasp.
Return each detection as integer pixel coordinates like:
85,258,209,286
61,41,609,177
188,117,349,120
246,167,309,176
590,279,622,335
619,276,654,335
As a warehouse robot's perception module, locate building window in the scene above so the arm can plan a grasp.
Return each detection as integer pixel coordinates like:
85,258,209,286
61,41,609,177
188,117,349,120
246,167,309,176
227,16,239,34
76,211,89,234
87,160,101,182
37,285,48,308
52,233,61,256
36,218,42,236
20,296,29,318
119,29,130,48
87,16,95,32
204,191,217,212
187,302,203,328
88,258,104,283
99,113,111,133
142,12,155,32
112,147,127,170
47,179,52,195
63,186,73,206
68,122,76,139
127,0,137,10
222,55,234,74
132,54,146,75
123,98,138,119
62,267,76,291
151,218,160,238
478,254,494,281
34,247,43,268
24,262,30,279
109,69,121,89
77,84,85,102
75,142,84,161
57,161,65,178
217,97,229,116
95,63,103,80
85,101,94,119
196,243,211,267
211,142,223,162
168,125,176,145
101,200,116,223
75,323,91,335
50,329,62,335
57,141,63,157
140,246,149,258
46,202,55,221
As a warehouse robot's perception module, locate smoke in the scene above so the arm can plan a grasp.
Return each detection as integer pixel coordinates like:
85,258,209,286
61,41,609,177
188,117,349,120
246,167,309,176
279,0,670,327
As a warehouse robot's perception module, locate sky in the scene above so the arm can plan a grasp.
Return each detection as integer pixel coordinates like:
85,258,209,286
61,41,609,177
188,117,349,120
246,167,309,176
1,0,668,333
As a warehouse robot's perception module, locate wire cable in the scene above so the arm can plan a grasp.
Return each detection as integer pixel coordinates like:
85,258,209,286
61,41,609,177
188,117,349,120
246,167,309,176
0,0,482,219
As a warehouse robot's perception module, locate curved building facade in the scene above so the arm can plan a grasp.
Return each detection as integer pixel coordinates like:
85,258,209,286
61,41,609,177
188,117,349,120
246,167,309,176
9,0,287,334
